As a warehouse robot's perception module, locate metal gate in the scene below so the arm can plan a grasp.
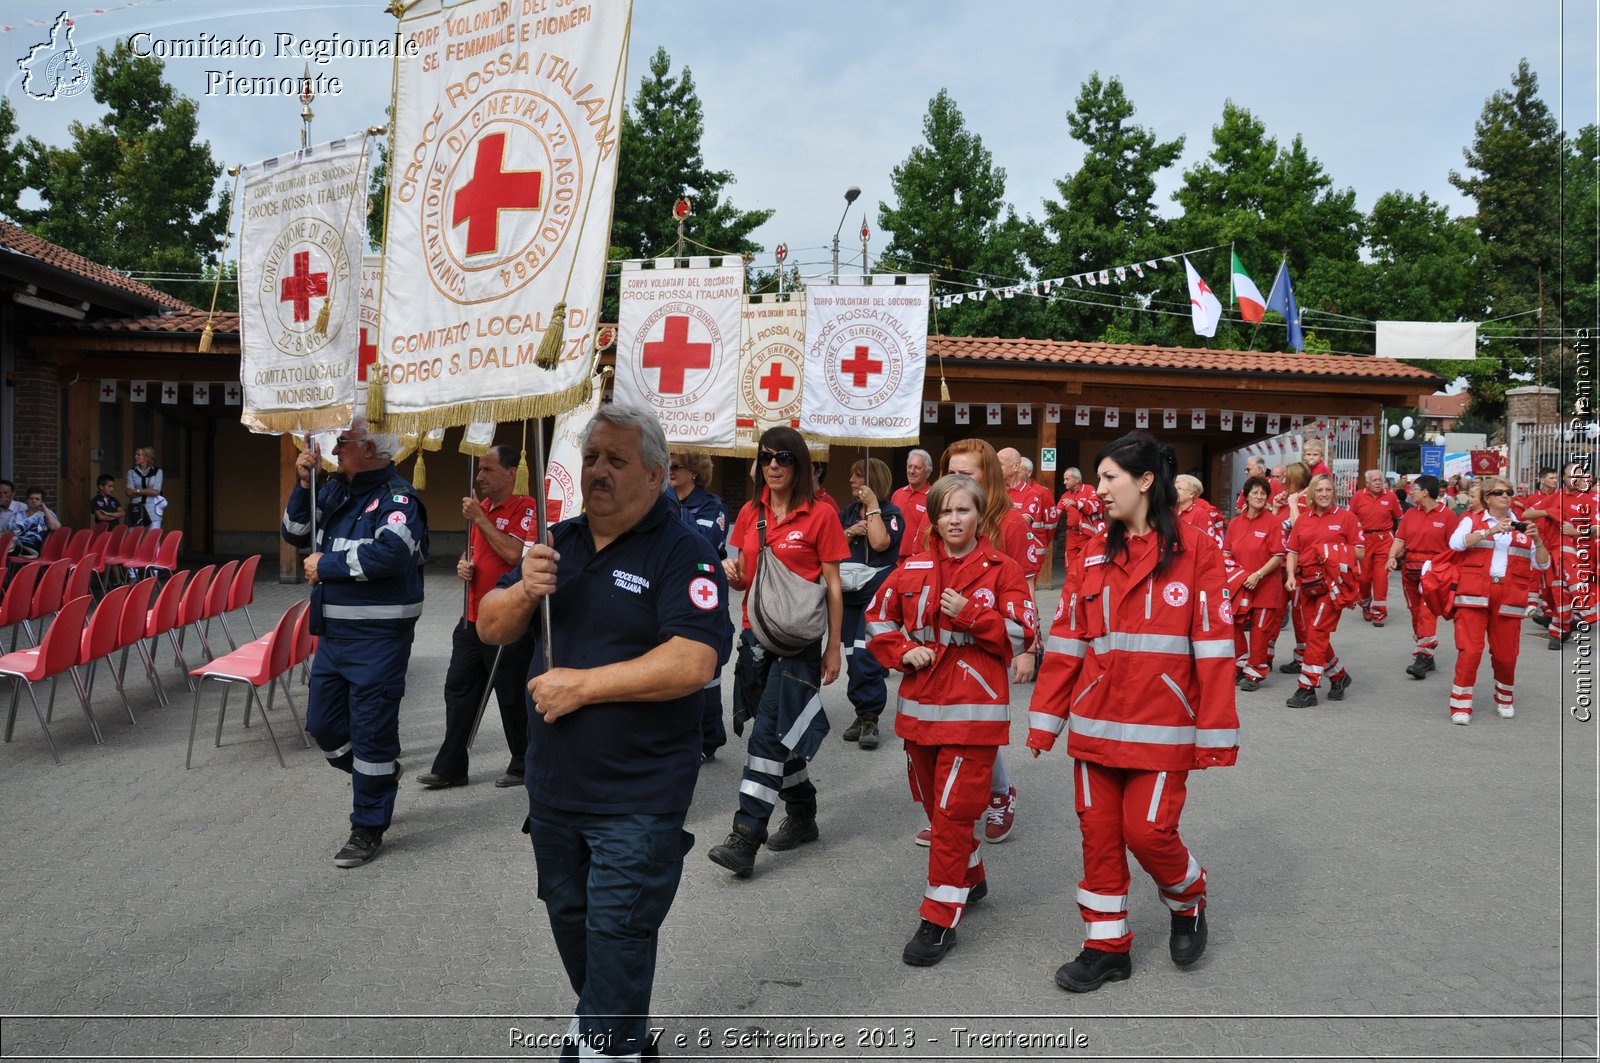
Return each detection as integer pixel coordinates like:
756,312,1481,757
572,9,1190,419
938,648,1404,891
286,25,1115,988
1224,421,1363,504
1514,421,1597,488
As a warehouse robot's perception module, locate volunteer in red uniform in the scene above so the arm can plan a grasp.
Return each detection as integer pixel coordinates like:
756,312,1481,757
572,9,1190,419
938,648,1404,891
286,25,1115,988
1446,475,1550,724
891,448,933,562
939,438,1037,843
1521,462,1598,650
1234,456,1284,513
868,473,1036,966
1059,467,1103,522
1175,475,1226,546
1283,474,1362,707
1028,430,1238,993
1388,475,1454,680
1274,462,1313,675
1224,476,1286,692
1058,467,1104,570
1020,457,1059,561
1350,468,1403,626
1517,467,1560,626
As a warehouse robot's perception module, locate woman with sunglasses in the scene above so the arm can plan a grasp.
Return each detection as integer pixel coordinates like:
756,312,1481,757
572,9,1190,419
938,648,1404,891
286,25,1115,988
1282,473,1362,708
1446,476,1550,724
706,427,848,879
669,451,732,761
1520,462,1598,650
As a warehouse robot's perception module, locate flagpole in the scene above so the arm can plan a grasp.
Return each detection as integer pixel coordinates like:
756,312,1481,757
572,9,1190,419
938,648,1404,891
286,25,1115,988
531,419,555,673
1227,242,1236,350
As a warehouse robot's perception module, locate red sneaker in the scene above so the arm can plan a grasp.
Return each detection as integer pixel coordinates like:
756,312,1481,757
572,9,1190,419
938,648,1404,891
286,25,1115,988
983,786,1017,843
914,827,932,847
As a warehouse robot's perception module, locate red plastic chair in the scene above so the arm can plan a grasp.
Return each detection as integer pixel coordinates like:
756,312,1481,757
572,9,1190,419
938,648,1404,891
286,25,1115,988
187,599,305,769
91,526,127,589
61,528,93,565
146,531,184,578
142,569,191,702
22,558,73,647
78,583,137,727
125,529,161,579
108,527,145,569
168,564,214,685
0,594,98,764
116,577,166,707
37,527,70,563
0,531,12,561
220,554,263,647
0,562,42,653
65,555,97,604
194,559,238,660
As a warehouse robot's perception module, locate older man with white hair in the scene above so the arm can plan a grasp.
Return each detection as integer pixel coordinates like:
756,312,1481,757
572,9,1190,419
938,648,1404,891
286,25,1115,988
892,448,934,560
284,417,428,868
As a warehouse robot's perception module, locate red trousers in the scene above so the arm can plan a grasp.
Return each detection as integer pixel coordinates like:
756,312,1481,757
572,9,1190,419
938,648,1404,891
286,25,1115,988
1074,760,1206,954
1549,550,1598,639
1358,534,1394,619
1400,567,1439,657
1233,606,1284,681
1293,593,1347,690
905,741,996,929
1450,582,1524,716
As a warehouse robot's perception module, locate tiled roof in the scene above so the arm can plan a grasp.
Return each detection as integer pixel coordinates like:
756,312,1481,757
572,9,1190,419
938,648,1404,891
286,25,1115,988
77,307,238,335
1419,392,1470,416
931,334,1443,383
0,220,193,312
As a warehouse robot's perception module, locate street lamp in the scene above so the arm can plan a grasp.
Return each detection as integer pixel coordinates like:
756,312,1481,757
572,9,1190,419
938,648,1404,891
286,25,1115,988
831,186,861,284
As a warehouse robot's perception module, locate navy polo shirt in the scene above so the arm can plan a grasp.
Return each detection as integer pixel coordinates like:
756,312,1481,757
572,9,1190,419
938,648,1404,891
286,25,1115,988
498,493,728,815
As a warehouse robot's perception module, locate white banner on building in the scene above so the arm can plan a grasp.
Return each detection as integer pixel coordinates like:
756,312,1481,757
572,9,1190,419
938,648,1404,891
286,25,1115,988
377,0,631,433
613,258,743,450
237,133,369,435
800,274,930,445
544,374,605,526
735,294,817,455
1375,320,1478,360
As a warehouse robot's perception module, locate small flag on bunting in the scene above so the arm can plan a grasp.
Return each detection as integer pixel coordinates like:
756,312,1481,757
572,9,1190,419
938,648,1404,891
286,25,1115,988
1360,415,1375,434
1267,414,1281,434
1075,405,1091,427
1242,412,1257,433
1104,407,1120,428
1163,409,1178,430
1190,409,1206,430
1221,410,1235,431
193,382,211,405
923,401,939,423
225,383,242,406
1135,408,1150,429
99,380,117,403
955,403,971,425
130,381,148,402
986,403,1002,426
160,382,179,405
1045,404,1061,423
1290,415,1305,431
1017,404,1033,426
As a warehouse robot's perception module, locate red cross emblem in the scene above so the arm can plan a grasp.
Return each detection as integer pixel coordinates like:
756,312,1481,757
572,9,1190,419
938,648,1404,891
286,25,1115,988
542,477,563,527
358,327,378,382
163,384,177,401
642,316,713,395
673,198,692,220
757,361,795,404
101,382,115,399
839,344,883,389
689,576,719,611
226,384,241,403
452,132,543,257
279,250,328,323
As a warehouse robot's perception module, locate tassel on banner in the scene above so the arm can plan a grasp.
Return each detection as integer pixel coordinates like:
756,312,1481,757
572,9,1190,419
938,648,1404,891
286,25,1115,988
313,298,332,336
197,321,214,353
534,301,567,371
366,374,386,425
514,421,531,496
940,375,951,402
412,449,427,490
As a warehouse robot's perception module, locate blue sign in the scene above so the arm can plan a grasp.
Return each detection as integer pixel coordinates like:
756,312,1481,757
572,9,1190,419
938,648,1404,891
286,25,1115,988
1420,444,1445,478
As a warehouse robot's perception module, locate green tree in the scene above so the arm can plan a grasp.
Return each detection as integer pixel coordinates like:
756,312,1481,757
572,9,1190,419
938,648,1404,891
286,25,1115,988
1034,73,1184,343
875,89,1047,339
17,41,229,306
0,98,24,221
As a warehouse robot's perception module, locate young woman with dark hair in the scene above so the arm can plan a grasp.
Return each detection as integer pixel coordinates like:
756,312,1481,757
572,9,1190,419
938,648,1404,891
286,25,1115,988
1226,476,1287,692
708,425,848,879
1028,430,1239,992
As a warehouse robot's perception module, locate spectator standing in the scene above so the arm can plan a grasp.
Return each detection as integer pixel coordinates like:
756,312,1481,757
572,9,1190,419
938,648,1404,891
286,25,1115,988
91,475,125,527
126,447,165,529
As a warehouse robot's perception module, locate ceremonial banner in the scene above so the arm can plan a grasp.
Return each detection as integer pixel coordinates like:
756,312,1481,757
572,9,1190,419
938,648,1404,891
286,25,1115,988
310,255,385,468
378,0,631,432
614,259,742,449
801,274,930,445
734,294,817,455
545,374,605,525
238,133,369,435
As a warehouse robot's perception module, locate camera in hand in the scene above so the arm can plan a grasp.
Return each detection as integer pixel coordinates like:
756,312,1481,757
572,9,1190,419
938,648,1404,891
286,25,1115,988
1509,520,1528,532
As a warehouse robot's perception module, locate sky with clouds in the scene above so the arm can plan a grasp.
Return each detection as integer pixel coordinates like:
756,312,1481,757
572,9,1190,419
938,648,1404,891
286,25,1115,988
4,0,1596,285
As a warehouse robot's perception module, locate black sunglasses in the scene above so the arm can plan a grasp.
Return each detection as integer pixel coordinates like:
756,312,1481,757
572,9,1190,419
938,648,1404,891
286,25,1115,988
1486,488,1513,496
669,464,684,473
757,450,797,468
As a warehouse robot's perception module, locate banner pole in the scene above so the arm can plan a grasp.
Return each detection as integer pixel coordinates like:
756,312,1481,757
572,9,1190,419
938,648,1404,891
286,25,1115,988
531,419,555,672
306,433,318,560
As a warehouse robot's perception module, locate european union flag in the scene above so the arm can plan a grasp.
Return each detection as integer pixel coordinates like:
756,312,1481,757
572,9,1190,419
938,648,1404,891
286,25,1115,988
1264,261,1305,352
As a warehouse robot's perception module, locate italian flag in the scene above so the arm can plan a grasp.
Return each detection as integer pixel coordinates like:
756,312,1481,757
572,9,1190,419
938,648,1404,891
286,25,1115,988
1232,251,1266,323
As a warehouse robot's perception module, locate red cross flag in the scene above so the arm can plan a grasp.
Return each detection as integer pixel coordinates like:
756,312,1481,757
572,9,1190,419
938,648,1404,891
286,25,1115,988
1104,407,1120,428
986,403,1002,426
378,0,630,434
193,383,211,405
1267,414,1281,434
1221,410,1235,431
1135,408,1150,429
731,294,814,456
160,381,179,405
1360,415,1375,434
1017,404,1032,426
1075,405,1091,427
1290,415,1305,431
224,383,242,406
1190,409,1206,430
801,274,930,445
100,380,117,403
613,259,744,449
130,381,148,402
1163,408,1178,430
1045,404,1060,424
542,373,605,526
237,135,368,436
923,401,939,424
955,403,971,425
1242,411,1257,433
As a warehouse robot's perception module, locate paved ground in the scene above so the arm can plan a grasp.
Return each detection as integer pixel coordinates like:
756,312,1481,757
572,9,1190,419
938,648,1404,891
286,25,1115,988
0,564,1595,1062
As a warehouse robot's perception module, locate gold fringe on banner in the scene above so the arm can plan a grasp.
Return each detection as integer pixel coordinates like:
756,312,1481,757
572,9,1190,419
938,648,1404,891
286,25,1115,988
812,434,921,449
514,420,531,496
371,376,594,439
241,404,356,435
458,435,496,457
365,374,386,425
412,449,427,489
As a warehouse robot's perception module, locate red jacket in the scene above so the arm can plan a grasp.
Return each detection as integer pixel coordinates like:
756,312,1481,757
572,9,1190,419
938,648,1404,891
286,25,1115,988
1177,497,1226,546
1027,523,1240,772
1349,489,1402,536
1450,510,1545,611
1224,508,1287,610
867,537,1036,747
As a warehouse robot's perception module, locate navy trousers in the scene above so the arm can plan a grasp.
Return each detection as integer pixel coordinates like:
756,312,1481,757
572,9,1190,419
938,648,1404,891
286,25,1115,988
306,631,413,830
842,600,887,720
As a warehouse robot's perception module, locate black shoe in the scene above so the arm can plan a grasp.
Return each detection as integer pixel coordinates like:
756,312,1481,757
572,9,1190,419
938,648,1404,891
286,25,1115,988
842,716,867,742
1422,655,1435,672
902,919,957,966
334,826,383,868
493,771,522,788
1285,686,1317,708
1549,635,1563,651
417,772,467,789
1372,618,1384,628
1278,660,1303,675
1237,677,1261,693
1532,613,1552,628
857,718,881,750
1170,906,1209,967
1327,672,1351,701
1054,947,1132,992
765,812,820,851
967,878,988,905
707,825,760,878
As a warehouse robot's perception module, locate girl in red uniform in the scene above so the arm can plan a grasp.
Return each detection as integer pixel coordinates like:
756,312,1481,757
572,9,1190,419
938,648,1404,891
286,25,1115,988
868,474,1036,965
1028,431,1239,992
1283,474,1362,707
1446,475,1550,723
1225,476,1286,691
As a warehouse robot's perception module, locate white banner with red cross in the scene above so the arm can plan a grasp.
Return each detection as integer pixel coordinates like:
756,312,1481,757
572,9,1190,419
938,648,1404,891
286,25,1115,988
613,258,744,449
237,133,369,435
543,372,606,526
307,255,385,470
728,294,808,456
376,0,630,433
800,274,930,445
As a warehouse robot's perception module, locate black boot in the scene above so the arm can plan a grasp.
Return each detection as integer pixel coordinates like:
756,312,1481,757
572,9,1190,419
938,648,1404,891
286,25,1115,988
707,823,761,878
1054,947,1131,992
902,919,957,966
1405,653,1431,680
766,801,819,851
1170,905,1209,967
1285,686,1317,708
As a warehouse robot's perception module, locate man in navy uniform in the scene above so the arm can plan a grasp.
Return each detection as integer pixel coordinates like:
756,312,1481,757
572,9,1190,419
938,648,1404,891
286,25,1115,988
478,404,727,1061
283,418,427,868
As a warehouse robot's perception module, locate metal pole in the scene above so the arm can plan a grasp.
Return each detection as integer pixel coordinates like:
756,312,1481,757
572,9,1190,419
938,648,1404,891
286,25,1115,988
462,454,475,620
465,644,504,750
531,420,555,672
831,231,840,285
306,434,318,559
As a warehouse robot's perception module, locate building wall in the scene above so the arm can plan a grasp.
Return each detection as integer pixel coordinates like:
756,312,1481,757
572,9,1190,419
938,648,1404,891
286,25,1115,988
10,344,61,505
